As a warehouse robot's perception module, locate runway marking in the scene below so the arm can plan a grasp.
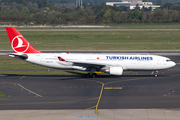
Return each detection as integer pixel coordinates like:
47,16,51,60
17,83,42,97
78,78,125,119
0,82,42,97
104,87,122,89
19,76,25,79
92,77,151,120
95,82,104,117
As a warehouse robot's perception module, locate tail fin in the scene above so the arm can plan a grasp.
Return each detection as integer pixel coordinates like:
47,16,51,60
6,27,42,53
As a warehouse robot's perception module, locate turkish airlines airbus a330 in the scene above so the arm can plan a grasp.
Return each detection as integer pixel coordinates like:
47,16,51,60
6,27,176,77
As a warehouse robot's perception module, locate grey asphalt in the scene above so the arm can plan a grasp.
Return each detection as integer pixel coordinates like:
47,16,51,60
0,64,180,110
0,29,180,31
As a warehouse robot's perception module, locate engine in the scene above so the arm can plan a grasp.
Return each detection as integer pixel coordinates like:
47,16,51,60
101,66,123,75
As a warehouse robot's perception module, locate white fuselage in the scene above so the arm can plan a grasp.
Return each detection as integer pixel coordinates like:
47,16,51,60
25,53,176,71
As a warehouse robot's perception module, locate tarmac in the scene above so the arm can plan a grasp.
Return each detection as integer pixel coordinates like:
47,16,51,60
0,64,180,119
1,50,180,120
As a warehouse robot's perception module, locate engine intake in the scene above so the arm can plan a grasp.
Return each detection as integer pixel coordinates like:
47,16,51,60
109,66,123,75
101,66,123,75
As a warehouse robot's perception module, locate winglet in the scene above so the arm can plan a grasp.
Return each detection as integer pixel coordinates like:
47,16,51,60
6,27,42,53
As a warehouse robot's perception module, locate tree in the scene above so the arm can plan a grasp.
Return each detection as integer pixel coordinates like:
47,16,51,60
171,4,180,11
142,12,148,21
113,11,123,22
21,7,30,16
36,0,47,8
164,2,173,10
135,4,140,10
60,0,68,3
173,10,179,22
132,9,142,20
103,9,112,21
156,0,162,5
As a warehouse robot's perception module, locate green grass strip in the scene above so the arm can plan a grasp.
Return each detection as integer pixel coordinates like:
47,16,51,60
1,31,180,50
0,92,7,97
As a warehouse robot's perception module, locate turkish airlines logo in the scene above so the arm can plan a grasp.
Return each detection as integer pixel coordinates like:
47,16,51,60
11,35,29,53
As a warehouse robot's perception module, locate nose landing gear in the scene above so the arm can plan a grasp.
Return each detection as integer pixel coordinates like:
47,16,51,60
154,70,158,77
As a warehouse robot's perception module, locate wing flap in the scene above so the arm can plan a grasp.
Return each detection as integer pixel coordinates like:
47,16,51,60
68,60,112,67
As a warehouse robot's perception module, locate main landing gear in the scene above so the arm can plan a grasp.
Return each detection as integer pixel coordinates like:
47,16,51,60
86,68,98,78
86,73,97,78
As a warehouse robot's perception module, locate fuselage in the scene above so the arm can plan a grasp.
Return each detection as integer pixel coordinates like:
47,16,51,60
25,53,176,71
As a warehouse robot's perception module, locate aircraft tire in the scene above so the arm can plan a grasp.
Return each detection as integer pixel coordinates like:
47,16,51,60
86,73,91,78
92,73,97,78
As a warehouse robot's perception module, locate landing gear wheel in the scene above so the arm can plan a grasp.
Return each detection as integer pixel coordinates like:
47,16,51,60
86,73,91,78
86,73,97,78
92,73,97,78
154,70,158,77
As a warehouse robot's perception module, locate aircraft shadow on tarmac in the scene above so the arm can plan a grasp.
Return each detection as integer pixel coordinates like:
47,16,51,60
1,73,165,79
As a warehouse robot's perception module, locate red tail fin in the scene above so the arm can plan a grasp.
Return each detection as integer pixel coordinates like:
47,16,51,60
6,27,42,53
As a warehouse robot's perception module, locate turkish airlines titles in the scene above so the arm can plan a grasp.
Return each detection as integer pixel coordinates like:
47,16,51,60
106,56,153,61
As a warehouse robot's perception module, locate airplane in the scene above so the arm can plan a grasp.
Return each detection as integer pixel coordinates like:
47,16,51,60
6,27,176,78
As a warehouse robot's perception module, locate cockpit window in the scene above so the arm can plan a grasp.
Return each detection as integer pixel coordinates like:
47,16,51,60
166,59,171,62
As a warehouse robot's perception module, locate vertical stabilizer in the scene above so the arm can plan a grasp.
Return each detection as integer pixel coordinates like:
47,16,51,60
6,27,42,53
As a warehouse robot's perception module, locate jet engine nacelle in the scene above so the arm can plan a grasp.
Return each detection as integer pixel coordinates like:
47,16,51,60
109,66,123,75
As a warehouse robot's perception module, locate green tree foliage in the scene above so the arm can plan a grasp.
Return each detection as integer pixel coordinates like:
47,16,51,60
49,0,180,4
132,9,142,20
0,0,180,24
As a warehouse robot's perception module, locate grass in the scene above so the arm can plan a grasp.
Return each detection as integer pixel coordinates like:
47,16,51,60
0,92,7,97
1,31,180,50
111,24,180,29
1,24,180,29
0,55,132,75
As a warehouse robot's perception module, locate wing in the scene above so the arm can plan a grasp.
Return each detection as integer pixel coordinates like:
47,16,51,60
57,56,112,68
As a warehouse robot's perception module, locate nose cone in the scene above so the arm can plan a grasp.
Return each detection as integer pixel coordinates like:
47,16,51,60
172,61,176,67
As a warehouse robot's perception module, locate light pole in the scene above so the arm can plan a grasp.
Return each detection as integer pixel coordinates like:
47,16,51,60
81,0,82,9
76,0,82,9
